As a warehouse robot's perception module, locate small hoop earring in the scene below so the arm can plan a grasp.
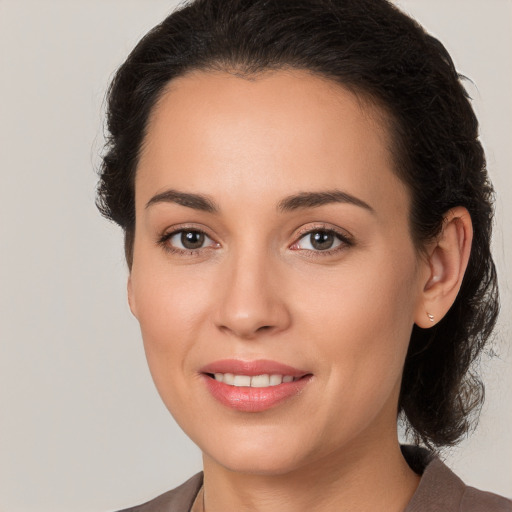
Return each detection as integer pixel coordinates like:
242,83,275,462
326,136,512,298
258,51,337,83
427,312,435,323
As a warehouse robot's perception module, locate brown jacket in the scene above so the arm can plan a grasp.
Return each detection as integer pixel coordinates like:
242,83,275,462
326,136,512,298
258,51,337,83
116,448,511,511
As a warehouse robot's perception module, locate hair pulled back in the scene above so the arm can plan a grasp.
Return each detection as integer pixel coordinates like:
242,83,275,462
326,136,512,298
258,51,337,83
97,0,499,449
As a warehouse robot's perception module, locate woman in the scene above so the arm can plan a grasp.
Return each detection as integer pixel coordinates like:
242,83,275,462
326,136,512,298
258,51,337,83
97,0,510,510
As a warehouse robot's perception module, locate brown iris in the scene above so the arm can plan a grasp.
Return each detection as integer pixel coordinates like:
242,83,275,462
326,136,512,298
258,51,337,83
310,231,335,250
181,231,205,249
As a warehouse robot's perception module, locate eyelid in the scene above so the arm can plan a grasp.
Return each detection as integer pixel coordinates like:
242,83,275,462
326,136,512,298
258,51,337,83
155,222,353,256
157,224,220,254
293,223,353,243
289,223,354,254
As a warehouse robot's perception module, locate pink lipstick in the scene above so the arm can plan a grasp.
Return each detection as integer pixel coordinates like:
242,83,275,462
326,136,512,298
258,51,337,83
200,359,312,412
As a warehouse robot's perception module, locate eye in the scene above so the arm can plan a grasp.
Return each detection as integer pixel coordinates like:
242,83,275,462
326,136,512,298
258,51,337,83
159,229,218,253
292,229,350,252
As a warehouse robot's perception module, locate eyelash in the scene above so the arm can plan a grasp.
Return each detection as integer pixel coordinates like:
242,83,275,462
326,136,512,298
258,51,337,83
157,224,353,257
157,225,219,256
290,225,353,258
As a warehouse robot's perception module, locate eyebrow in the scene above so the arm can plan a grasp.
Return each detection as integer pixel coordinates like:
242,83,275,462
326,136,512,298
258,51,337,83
145,188,374,215
145,189,218,213
278,190,375,214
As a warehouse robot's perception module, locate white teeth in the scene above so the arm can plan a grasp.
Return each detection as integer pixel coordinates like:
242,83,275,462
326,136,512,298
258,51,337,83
223,373,235,385
269,374,283,386
250,374,270,387
233,375,251,387
212,373,297,387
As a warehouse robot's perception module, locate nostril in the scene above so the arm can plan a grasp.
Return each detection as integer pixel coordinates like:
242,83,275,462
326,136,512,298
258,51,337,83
256,325,273,332
217,322,276,339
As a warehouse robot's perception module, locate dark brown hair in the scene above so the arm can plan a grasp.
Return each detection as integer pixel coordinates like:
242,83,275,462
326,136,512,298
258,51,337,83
97,0,499,449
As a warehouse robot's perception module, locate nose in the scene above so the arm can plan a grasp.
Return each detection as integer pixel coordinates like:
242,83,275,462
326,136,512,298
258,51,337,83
213,250,291,340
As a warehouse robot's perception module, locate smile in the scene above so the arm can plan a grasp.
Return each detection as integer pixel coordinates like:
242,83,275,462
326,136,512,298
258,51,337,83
210,373,297,387
200,360,312,412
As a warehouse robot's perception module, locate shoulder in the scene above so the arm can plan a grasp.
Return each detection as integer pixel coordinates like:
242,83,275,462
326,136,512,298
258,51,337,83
403,446,511,512
114,472,203,512
461,485,512,512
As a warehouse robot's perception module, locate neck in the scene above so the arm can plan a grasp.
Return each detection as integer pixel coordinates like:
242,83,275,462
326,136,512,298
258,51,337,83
201,436,420,512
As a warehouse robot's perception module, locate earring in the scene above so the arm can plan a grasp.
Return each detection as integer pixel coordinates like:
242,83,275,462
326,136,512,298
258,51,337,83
426,312,435,323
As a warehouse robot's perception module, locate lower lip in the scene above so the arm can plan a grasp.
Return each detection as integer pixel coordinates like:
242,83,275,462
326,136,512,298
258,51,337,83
203,375,312,412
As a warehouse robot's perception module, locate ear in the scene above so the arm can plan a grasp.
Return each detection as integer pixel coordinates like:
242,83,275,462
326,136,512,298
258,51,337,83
127,274,138,318
414,206,473,328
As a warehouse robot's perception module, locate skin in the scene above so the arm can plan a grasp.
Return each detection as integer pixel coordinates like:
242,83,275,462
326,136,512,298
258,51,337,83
128,69,472,512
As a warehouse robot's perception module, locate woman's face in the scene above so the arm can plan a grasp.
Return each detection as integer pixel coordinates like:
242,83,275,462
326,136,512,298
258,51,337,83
129,69,429,475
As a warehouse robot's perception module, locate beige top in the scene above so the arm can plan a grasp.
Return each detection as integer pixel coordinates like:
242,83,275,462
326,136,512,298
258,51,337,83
116,447,511,512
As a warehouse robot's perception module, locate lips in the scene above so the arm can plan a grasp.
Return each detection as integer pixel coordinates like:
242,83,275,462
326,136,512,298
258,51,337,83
200,359,312,412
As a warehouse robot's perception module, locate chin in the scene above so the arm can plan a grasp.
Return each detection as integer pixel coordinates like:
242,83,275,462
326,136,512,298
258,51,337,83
198,424,323,476
211,448,307,476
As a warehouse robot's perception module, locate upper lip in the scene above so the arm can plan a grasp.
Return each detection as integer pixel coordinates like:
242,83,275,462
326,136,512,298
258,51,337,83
200,359,309,377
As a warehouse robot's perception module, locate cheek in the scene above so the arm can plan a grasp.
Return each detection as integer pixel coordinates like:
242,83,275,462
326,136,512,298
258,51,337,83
131,275,210,428
295,248,419,399
132,254,212,334
129,261,215,390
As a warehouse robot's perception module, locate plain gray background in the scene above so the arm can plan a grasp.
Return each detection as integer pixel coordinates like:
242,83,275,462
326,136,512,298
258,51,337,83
0,1,510,511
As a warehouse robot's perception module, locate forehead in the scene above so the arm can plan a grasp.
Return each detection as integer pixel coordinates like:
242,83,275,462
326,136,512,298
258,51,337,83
136,69,407,218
